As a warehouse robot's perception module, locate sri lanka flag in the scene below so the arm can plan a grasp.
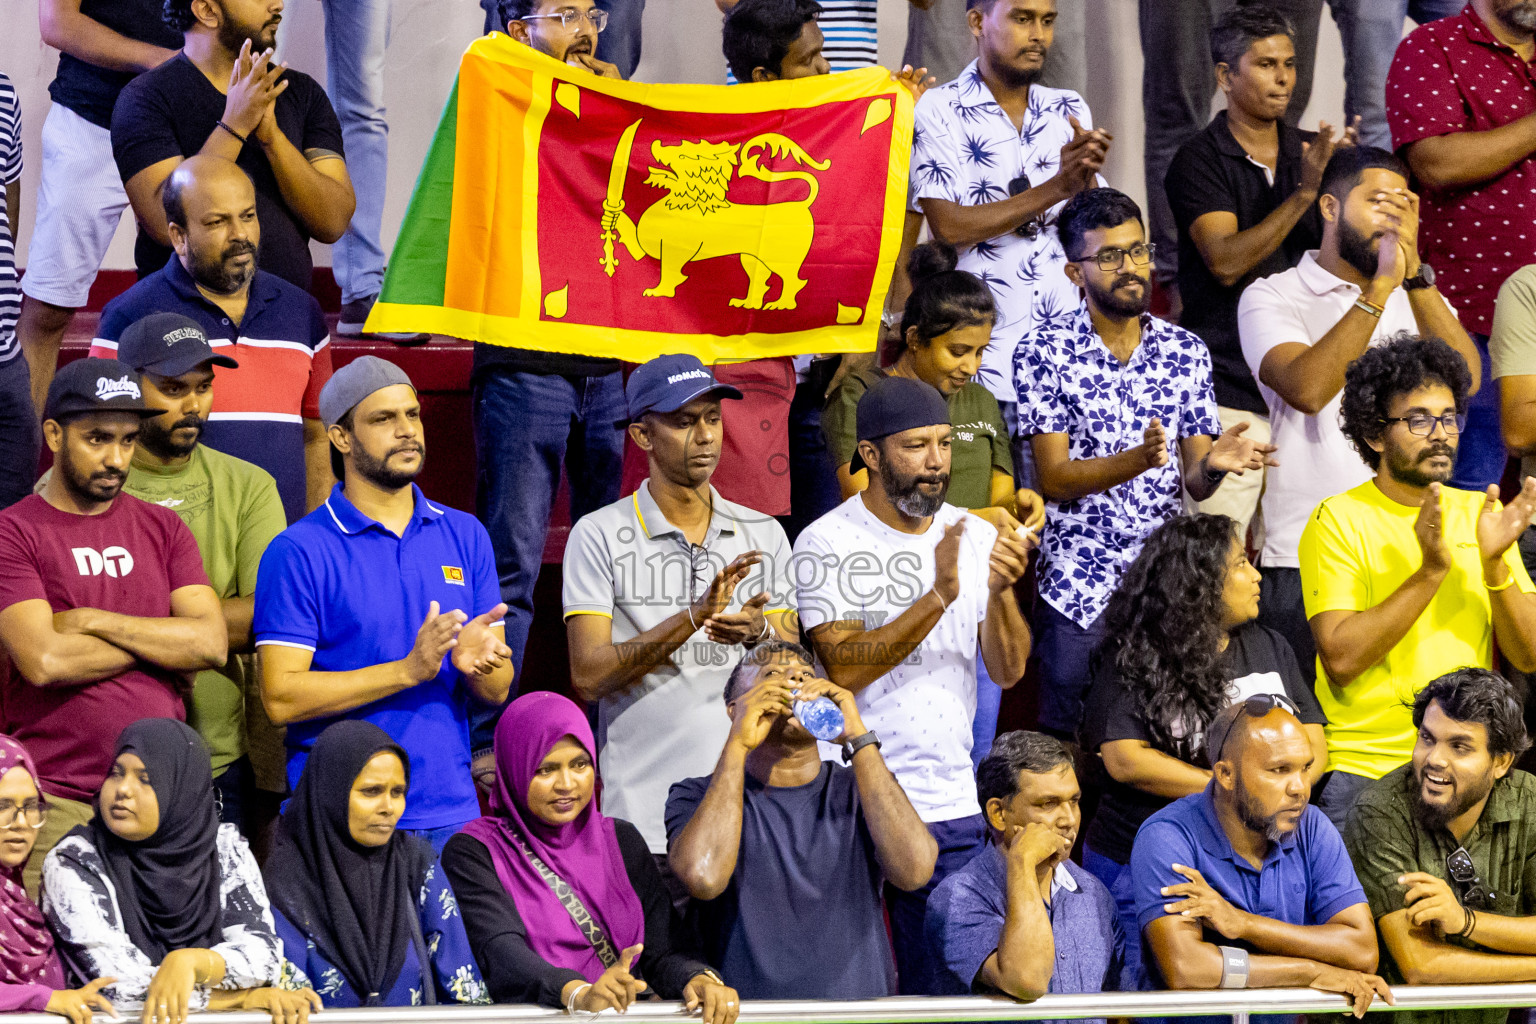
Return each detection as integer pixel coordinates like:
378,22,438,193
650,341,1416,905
364,34,914,362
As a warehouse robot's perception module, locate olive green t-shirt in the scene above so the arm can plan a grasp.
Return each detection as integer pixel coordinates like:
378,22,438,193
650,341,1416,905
125,446,285,774
822,368,1012,510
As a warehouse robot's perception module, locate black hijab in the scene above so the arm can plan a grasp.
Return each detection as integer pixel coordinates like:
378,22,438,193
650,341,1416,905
263,721,433,1006
84,719,224,962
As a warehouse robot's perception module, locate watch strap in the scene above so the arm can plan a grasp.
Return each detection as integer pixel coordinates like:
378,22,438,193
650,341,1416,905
842,731,881,763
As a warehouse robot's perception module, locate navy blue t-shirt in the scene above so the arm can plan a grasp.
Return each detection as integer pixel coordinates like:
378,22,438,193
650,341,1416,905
664,762,895,999
48,0,180,130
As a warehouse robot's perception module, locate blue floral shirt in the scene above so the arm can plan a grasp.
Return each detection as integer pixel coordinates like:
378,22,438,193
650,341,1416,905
275,860,490,1008
1014,303,1221,628
910,60,1094,404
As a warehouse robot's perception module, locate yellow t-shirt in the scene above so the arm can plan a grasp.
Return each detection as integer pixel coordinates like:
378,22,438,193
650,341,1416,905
1298,480,1534,780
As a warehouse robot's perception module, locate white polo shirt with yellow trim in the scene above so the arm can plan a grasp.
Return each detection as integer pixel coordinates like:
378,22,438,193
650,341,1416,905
562,480,797,852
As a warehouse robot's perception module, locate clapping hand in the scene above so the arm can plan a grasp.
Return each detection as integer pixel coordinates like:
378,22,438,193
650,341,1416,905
1206,420,1280,475
451,603,512,677
1478,478,1536,567
704,592,771,646
1415,482,1453,578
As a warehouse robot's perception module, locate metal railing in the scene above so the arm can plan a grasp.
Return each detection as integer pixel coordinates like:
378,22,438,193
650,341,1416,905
7,988,1535,1024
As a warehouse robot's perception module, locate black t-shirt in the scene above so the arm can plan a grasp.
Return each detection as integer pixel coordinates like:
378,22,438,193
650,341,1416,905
110,54,344,291
663,763,897,1000
1166,111,1323,416
1081,622,1327,864
48,0,181,130
471,343,620,383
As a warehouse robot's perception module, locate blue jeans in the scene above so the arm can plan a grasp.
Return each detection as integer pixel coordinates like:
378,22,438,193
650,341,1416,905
1331,0,1467,150
1082,845,1149,993
0,355,37,509
406,821,469,857
1316,770,1374,834
1450,333,1506,492
322,0,391,304
472,369,625,745
595,0,645,79
887,814,987,995
971,654,1002,770
1034,600,1110,739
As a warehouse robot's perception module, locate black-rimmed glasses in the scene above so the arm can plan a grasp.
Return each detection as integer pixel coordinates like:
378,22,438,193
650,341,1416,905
521,8,609,31
1382,412,1466,437
1069,242,1157,272
1447,846,1496,909
1207,693,1301,764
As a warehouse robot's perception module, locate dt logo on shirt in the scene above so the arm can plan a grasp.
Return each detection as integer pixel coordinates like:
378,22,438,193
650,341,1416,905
442,566,465,586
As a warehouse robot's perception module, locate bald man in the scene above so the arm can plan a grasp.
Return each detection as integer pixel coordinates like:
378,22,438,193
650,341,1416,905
89,155,333,523
1129,698,1390,1016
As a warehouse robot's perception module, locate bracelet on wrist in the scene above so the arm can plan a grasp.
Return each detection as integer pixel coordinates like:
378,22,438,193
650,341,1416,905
1487,572,1517,592
1353,297,1386,318
930,588,951,614
566,983,593,1014
216,119,248,145
1461,906,1478,939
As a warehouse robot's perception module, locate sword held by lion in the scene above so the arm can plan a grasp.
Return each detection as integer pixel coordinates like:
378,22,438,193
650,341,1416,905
599,118,830,311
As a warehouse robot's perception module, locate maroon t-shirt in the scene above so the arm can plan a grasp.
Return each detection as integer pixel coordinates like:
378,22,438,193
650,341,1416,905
0,494,208,802
1388,7,1536,333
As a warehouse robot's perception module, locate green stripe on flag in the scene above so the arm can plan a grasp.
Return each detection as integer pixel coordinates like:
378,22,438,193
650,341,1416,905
377,78,461,308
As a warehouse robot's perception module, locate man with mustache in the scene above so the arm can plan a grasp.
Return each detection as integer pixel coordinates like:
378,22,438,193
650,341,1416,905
1345,668,1536,1024
1238,147,1478,706
91,156,332,524
1131,698,1389,1015
499,0,623,78
1014,187,1276,744
1388,0,1536,494
794,374,1033,993
927,731,1124,1007
254,357,514,852
99,312,284,832
109,0,354,292
1300,334,1536,831
0,357,224,895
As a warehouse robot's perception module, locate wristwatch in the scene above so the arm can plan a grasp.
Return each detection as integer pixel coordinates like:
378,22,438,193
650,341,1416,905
842,731,881,763
1404,264,1436,291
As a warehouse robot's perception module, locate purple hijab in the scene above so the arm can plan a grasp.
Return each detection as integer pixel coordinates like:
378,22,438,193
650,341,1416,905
0,735,63,989
459,692,644,981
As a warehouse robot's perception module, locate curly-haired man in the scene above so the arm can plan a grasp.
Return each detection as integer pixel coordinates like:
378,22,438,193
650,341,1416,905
1299,333,1536,832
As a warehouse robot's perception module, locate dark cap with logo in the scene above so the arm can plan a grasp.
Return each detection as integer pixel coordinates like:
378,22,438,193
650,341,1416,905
625,354,743,422
43,358,161,423
116,312,239,377
848,376,950,475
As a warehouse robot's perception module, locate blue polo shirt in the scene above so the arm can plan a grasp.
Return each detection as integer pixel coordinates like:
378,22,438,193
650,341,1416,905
1129,786,1367,981
92,256,332,523
253,483,499,829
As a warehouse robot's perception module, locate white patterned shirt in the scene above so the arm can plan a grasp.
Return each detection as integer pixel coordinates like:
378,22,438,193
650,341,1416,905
911,60,1095,403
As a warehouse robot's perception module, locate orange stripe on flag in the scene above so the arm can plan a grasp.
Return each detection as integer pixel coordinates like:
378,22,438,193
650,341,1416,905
445,57,533,319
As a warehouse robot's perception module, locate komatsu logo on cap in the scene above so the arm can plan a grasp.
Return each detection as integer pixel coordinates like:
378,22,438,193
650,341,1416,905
665,369,711,385
163,327,203,346
96,376,141,401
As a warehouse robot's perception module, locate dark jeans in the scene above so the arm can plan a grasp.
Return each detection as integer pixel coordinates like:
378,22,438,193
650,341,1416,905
213,755,252,834
1316,769,1374,833
1450,333,1507,492
1034,600,1110,739
595,0,645,79
777,365,842,545
1140,0,1324,282
1082,845,1149,992
0,355,38,509
1258,566,1316,687
887,813,987,995
472,369,626,746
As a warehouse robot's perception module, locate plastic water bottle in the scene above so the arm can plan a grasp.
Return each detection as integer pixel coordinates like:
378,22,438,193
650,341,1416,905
792,692,845,741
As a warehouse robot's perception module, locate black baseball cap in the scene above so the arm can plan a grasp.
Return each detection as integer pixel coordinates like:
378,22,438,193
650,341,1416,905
116,313,239,377
849,376,950,475
42,358,161,424
625,354,743,422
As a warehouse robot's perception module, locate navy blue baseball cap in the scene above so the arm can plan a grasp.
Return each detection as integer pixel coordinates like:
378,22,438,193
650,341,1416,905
116,313,239,377
849,376,950,475
42,358,160,423
625,354,742,422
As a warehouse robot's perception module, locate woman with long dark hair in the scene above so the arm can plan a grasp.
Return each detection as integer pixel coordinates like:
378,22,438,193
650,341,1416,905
1079,514,1327,984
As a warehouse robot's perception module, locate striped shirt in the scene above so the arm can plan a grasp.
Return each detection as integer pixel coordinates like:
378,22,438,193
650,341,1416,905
726,0,877,82
91,257,332,523
0,73,21,365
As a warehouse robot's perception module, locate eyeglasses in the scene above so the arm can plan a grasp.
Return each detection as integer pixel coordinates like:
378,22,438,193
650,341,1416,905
1446,846,1496,909
1207,692,1301,764
1069,242,1156,272
520,8,609,31
1382,412,1466,437
0,800,45,830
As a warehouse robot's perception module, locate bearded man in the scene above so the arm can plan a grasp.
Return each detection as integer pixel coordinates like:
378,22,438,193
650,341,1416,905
1346,668,1536,1024
794,373,1034,992
1013,186,1277,743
